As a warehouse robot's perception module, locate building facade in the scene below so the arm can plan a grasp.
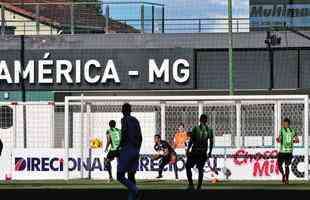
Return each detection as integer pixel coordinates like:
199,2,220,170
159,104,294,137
0,32,310,102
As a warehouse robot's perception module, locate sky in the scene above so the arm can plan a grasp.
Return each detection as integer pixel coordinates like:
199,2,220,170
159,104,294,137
106,0,250,20
103,0,250,32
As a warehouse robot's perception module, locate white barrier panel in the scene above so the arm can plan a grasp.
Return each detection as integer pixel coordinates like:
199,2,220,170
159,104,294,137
0,149,13,180
1,148,307,180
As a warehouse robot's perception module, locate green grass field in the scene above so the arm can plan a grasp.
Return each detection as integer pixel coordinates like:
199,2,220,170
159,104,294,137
0,180,310,190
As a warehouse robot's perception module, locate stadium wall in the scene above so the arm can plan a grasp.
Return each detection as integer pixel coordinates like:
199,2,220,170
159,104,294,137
0,33,310,181
0,32,310,101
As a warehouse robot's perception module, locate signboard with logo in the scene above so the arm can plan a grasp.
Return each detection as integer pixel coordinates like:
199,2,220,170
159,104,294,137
1,148,307,180
250,0,310,31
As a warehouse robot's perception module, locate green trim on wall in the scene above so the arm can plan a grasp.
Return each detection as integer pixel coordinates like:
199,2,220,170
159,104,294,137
0,91,54,102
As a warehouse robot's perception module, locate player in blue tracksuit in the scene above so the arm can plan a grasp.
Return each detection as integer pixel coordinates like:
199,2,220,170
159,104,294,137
117,103,143,200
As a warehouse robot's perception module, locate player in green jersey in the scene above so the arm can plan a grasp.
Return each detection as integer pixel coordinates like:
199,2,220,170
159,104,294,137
186,114,214,190
104,120,121,182
276,118,299,184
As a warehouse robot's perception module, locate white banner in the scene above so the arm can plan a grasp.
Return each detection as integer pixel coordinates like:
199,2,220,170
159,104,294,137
0,148,307,181
0,149,13,181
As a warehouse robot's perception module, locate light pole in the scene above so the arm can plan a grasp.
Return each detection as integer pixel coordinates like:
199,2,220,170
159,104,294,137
228,0,234,95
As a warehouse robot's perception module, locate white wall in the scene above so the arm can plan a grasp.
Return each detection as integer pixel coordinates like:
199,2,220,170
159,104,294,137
0,9,59,35
0,104,54,149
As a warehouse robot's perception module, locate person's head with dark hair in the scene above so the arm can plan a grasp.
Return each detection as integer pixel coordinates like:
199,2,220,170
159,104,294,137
109,120,116,128
187,131,192,138
178,123,185,132
122,103,132,116
200,114,208,125
154,134,161,144
283,117,290,128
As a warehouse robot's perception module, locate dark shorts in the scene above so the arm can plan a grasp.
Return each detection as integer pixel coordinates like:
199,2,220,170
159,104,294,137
106,150,119,161
117,146,140,173
186,154,207,170
277,152,293,165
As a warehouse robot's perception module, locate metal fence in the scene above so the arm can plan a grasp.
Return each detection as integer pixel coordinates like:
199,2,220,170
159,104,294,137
0,1,163,35
119,18,249,33
0,95,309,180
0,96,308,150
0,1,249,35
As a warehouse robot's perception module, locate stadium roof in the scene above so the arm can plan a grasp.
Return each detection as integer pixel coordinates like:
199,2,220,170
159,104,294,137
0,0,139,33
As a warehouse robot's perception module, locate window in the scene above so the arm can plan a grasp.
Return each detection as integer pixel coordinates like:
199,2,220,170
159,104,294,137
0,106,13,129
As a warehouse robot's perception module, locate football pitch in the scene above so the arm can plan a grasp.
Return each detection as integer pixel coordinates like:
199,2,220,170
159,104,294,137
0,179,310,190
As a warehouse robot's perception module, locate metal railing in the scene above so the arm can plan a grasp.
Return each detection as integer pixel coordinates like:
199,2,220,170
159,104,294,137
0,1,249,35
0,1,164,35
119,18,250,33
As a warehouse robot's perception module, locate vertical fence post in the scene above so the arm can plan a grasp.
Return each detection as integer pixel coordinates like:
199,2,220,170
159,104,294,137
13,103,17,148
228,0,234,95
80,93,84,179
304,96,309,181
140,4,144,33
160,101,166,140
11,103,17,180
50,102,55,148
274,101,281,149
1,4,5,36
266,31,274,91
297,49,301,89
237,19,239,33
35,4,40,35
161,6,165,33
105,5,110,34
151,5,155,33
86,103,92,180
236,101,241,148
64,97,69,180
198,19,201,33
20,35,27,148
198,101,203,117
70,3,74,35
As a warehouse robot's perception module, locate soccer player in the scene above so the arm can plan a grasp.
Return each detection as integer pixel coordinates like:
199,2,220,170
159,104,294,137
152,134,178,180
117,103,143,200
173,123,188,149
276,118,299,184
186,114,214,190
104,120,121,182
0,138,3,156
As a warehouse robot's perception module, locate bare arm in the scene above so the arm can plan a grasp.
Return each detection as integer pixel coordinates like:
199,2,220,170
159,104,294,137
172,134,177,149
208,131,214,157
276,130,282,143
294,130,299,143
105,132,111,152
186,129,193,156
